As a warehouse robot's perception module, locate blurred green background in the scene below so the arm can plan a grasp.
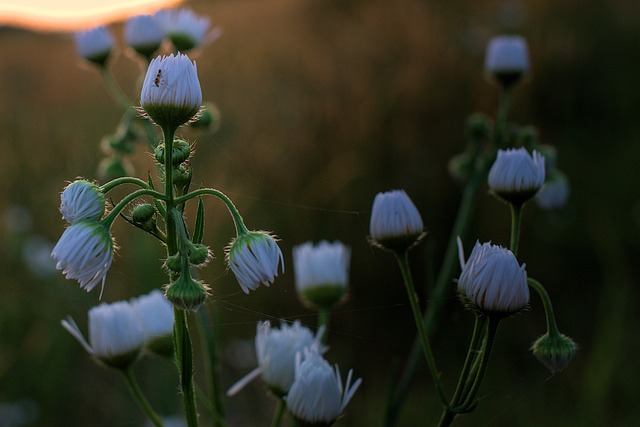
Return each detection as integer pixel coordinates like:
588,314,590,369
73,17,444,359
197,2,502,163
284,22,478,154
1,0,639,425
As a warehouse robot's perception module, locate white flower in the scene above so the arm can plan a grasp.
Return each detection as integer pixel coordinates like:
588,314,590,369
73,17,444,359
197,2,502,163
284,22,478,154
61,300,145,368
369,189,424,252
124,15,164,58
60,180,105,224
457,241,529,314
535,172,570,210
140,53,202,129
286,349,362,426
129,290,174,352
488,148,545,203
484,35,530,86
73,26,114,66
155,8,215,51
293,240,350,309
225,231,284,294
51,220,114,295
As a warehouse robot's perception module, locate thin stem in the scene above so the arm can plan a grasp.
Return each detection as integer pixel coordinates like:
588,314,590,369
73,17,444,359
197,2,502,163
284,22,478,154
394,251,448,406
509,203,522,256
174,188,248,236
495,88,512,148
122,368,165,427
174,308,199,427
449,315,487,407
528,278,560,335
197,305,227,427
318,307,331,344
271,399,286,427
101,188,167,229
100,66,133,110
100,176,151,194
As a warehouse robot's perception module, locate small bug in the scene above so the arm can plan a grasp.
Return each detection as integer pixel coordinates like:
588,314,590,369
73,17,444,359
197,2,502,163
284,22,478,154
154,69,162,87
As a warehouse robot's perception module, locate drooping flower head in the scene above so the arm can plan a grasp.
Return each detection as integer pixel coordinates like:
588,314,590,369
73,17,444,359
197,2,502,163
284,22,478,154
59,180,105,224
154,8,214,51
225,231,284,294
488,147,545,205
124,15,164,59
73,26,114,67
51,220,114,295
140,53,202,130
369,189,425,253
130,290,175,357
457,241,529,316
484,35,530,88
530,331,578,374
286,348,362,426
293,240,351,310
61,300,145,369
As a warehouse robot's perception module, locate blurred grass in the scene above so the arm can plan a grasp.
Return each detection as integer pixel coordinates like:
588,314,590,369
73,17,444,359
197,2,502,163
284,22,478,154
1,0,640,425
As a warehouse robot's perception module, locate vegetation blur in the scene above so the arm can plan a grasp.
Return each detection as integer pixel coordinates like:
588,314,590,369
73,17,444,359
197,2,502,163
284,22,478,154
1,0,639,425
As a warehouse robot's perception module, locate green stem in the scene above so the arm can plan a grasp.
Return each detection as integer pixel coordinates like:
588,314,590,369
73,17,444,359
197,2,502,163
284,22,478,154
100,176,151,194
174,308,199,427
509,202,522,256
101,188,167,229
100,66,133,110
528,278,560,335
174,188,248,236
495,88,511,148
122,368,165,427
449,315,487,407
394,251,448,406
271,399,286,427
197,305,226,427
318,307,331,344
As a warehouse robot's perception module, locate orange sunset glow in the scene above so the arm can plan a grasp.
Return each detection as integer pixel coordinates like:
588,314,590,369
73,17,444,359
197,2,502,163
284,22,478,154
0,0,181,32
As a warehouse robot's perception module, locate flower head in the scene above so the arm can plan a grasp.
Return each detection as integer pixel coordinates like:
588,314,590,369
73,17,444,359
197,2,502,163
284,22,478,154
488,148,545,205
458,241,529,315
51,220,114,295
286,349,362,426
484,35,530,88
130,290,174,356
531,331,577,373
61,300,145,369
124,15,164,59
535,170,570,210
140,53,202,129
155,8,214,51
369,189,424,252
74,26,114,66
226,231,284,294
293,240,351,309
60,180,105,224
164,271,209,311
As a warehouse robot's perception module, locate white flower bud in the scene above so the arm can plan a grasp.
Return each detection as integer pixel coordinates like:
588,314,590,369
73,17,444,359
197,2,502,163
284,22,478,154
535,171,570,210
73,26,114,66
60,180,105,224
488,148,545,205
484,35,530,87
458,241,529,315
124,15,164,59
293,240,350,309
369,189,424,252
225,231,284,294
155,8,213,51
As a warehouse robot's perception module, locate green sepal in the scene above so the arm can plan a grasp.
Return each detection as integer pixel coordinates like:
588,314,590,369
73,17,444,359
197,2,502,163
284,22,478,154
193,198,205,244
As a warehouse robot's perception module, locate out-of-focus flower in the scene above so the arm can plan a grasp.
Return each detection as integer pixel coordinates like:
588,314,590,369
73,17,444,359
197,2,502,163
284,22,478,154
535,171,570,210
293,240,350,309
124,15,164,59
61,300,145,369
369,189,424,253
484,35,530,88
130,290,174,356
531,331,577,373
59,180,105,224
286,349,362,426
457,241,529,315
140,53,202,130
488,147,545,205
74,26,114,66
51,221,114,295
155,8,218,51
225,231,283,294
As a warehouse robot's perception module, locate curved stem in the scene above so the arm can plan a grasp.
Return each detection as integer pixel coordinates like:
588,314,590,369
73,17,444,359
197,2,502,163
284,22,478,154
528,278,560,335
100,66,133,110
509,202,522,256
174,188,248,236
174,308,199,427
100,176,151,194
122,368,165,427
101,188,167,229
394,251,448,406
271,398,286,427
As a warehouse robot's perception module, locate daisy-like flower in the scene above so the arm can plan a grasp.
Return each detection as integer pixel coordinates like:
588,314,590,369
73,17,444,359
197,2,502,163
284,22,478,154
457,241,529,315
293,240,351,309
61,300,145,369
130,290,174,356
124,15,164,59
286,348,362,426
59,180,105,224
535,171,570,210
225,231,284,294
530,331,578,374
369,189,425,253
51,220,114,294
488,147,545,205
74,26,114,67
155,8,216,51
484,35,530,88
227,320,325,397
140,53,202,130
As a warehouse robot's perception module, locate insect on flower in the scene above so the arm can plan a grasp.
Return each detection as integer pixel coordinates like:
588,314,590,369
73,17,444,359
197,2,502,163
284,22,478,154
154,69,163,87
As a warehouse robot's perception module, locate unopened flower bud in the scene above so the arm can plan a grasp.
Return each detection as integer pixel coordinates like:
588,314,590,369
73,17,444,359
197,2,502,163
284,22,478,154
173,164,192,188
188,243,211,266
531,331,577,373
190,102,221,132
124,15,164,60
60,180,105,224
74,26,114,67
484,35,530,88
534,170,570,211
155,8,213,51
164,272,209,311
369,189,425,253
132,203,156,224
153,139,191,165
488,147,545,205
164,253,182,273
